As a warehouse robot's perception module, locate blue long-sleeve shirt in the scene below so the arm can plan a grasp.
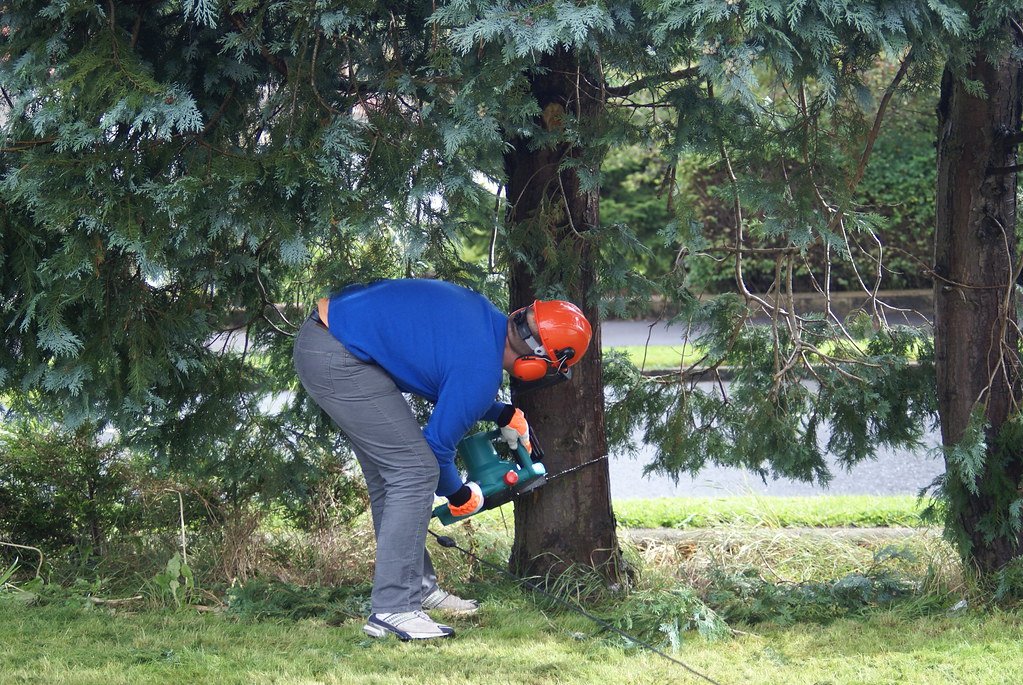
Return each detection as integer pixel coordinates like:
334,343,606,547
327,279,508,496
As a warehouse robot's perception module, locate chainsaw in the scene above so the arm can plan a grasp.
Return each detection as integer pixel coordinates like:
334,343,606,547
431,428,548,525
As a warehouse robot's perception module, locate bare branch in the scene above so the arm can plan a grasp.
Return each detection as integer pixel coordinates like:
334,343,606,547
310,31,340,115
0,540,44,578
711,83,785,318
1,138,56,152
200,84,237,137
489,184,502,273
849,51,912,192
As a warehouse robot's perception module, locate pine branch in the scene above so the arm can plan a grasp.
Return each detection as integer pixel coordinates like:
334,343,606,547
229,13,288,78
2,138,56,152
849,51,912,192
605,66,700,97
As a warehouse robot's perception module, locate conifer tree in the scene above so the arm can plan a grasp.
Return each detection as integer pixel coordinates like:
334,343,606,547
5,0,1021,581
432,0,963,577
934,2,1023,573
0,0,490,515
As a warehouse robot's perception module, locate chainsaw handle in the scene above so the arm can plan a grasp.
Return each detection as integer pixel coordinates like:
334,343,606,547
486,428,539,470
527,426,545,462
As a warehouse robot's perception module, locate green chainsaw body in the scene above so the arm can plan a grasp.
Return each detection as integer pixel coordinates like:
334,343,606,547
432,429,547,525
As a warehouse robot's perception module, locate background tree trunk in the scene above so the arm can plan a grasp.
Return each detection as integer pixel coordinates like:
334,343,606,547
503,49,624,582
934,20,1023,573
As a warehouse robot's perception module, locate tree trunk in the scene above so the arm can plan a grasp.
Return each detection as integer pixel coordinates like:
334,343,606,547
934,20,1023,573
503,48,624,583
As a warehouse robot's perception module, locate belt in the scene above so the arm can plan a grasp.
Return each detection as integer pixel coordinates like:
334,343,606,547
311,309,329,331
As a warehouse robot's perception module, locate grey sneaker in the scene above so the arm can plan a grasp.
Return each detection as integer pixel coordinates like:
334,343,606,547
362,610,455,640
422,587,480,616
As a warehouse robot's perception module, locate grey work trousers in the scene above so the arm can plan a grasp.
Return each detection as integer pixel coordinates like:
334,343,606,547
293,313,442,613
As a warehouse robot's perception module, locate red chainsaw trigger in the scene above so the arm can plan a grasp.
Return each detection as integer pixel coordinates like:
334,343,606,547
503,470,519,486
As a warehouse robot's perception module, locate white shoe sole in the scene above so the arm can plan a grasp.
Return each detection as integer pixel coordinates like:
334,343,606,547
362,622,454,640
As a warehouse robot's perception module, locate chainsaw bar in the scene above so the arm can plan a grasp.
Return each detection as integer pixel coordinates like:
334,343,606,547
524,429,609,488
489,455,607,513
544,454,609,484
486,456,606,506
501,455,607,504
513,474,547,494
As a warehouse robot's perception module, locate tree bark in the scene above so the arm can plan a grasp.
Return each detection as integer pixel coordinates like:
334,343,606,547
503,48,624,583
934,20,1023,573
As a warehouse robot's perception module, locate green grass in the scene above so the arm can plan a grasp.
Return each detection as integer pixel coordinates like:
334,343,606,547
465,495,928,530
608,339,925,371
0,495,986,685
612,495,928,529
0,504,1009,685
1,592,1021,684
612,344,703,370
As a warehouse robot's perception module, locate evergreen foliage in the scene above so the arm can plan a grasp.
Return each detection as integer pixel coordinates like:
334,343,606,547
1,0,509,523
929,408,1023,562
706,561,925,625
2,0,1020,577
600,78,940,292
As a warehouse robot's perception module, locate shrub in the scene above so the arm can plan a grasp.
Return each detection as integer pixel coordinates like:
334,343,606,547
0,419,144,555
0,419,374,588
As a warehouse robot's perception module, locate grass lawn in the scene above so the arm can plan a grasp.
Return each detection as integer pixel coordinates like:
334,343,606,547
613,495,928,529
612,344,703,371
609,340,925,371
1,594,1020,684
466,495,928,530
0,496,1000,685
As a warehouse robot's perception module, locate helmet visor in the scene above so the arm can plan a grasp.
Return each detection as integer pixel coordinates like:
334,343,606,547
511,305,552,362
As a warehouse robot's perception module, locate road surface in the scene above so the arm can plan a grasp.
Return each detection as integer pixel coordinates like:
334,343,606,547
600,319,944,499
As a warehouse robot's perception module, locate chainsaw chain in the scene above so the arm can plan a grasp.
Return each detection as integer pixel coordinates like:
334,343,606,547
541,454,609,484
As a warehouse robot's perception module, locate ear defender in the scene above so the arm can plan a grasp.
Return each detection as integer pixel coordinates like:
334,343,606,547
511,355,550,382
508,299,590,385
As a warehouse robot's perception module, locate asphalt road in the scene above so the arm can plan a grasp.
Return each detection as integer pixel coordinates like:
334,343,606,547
608,431,944,499
600,320,945,499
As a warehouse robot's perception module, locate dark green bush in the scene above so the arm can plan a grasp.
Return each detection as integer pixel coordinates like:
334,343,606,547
0,420,144,554
0,414,371,588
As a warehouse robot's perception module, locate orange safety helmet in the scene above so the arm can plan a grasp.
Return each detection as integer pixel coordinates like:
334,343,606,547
510,300,593,383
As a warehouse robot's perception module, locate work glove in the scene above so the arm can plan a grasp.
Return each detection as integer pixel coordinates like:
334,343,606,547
498,406,532,454
447,481,484,518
